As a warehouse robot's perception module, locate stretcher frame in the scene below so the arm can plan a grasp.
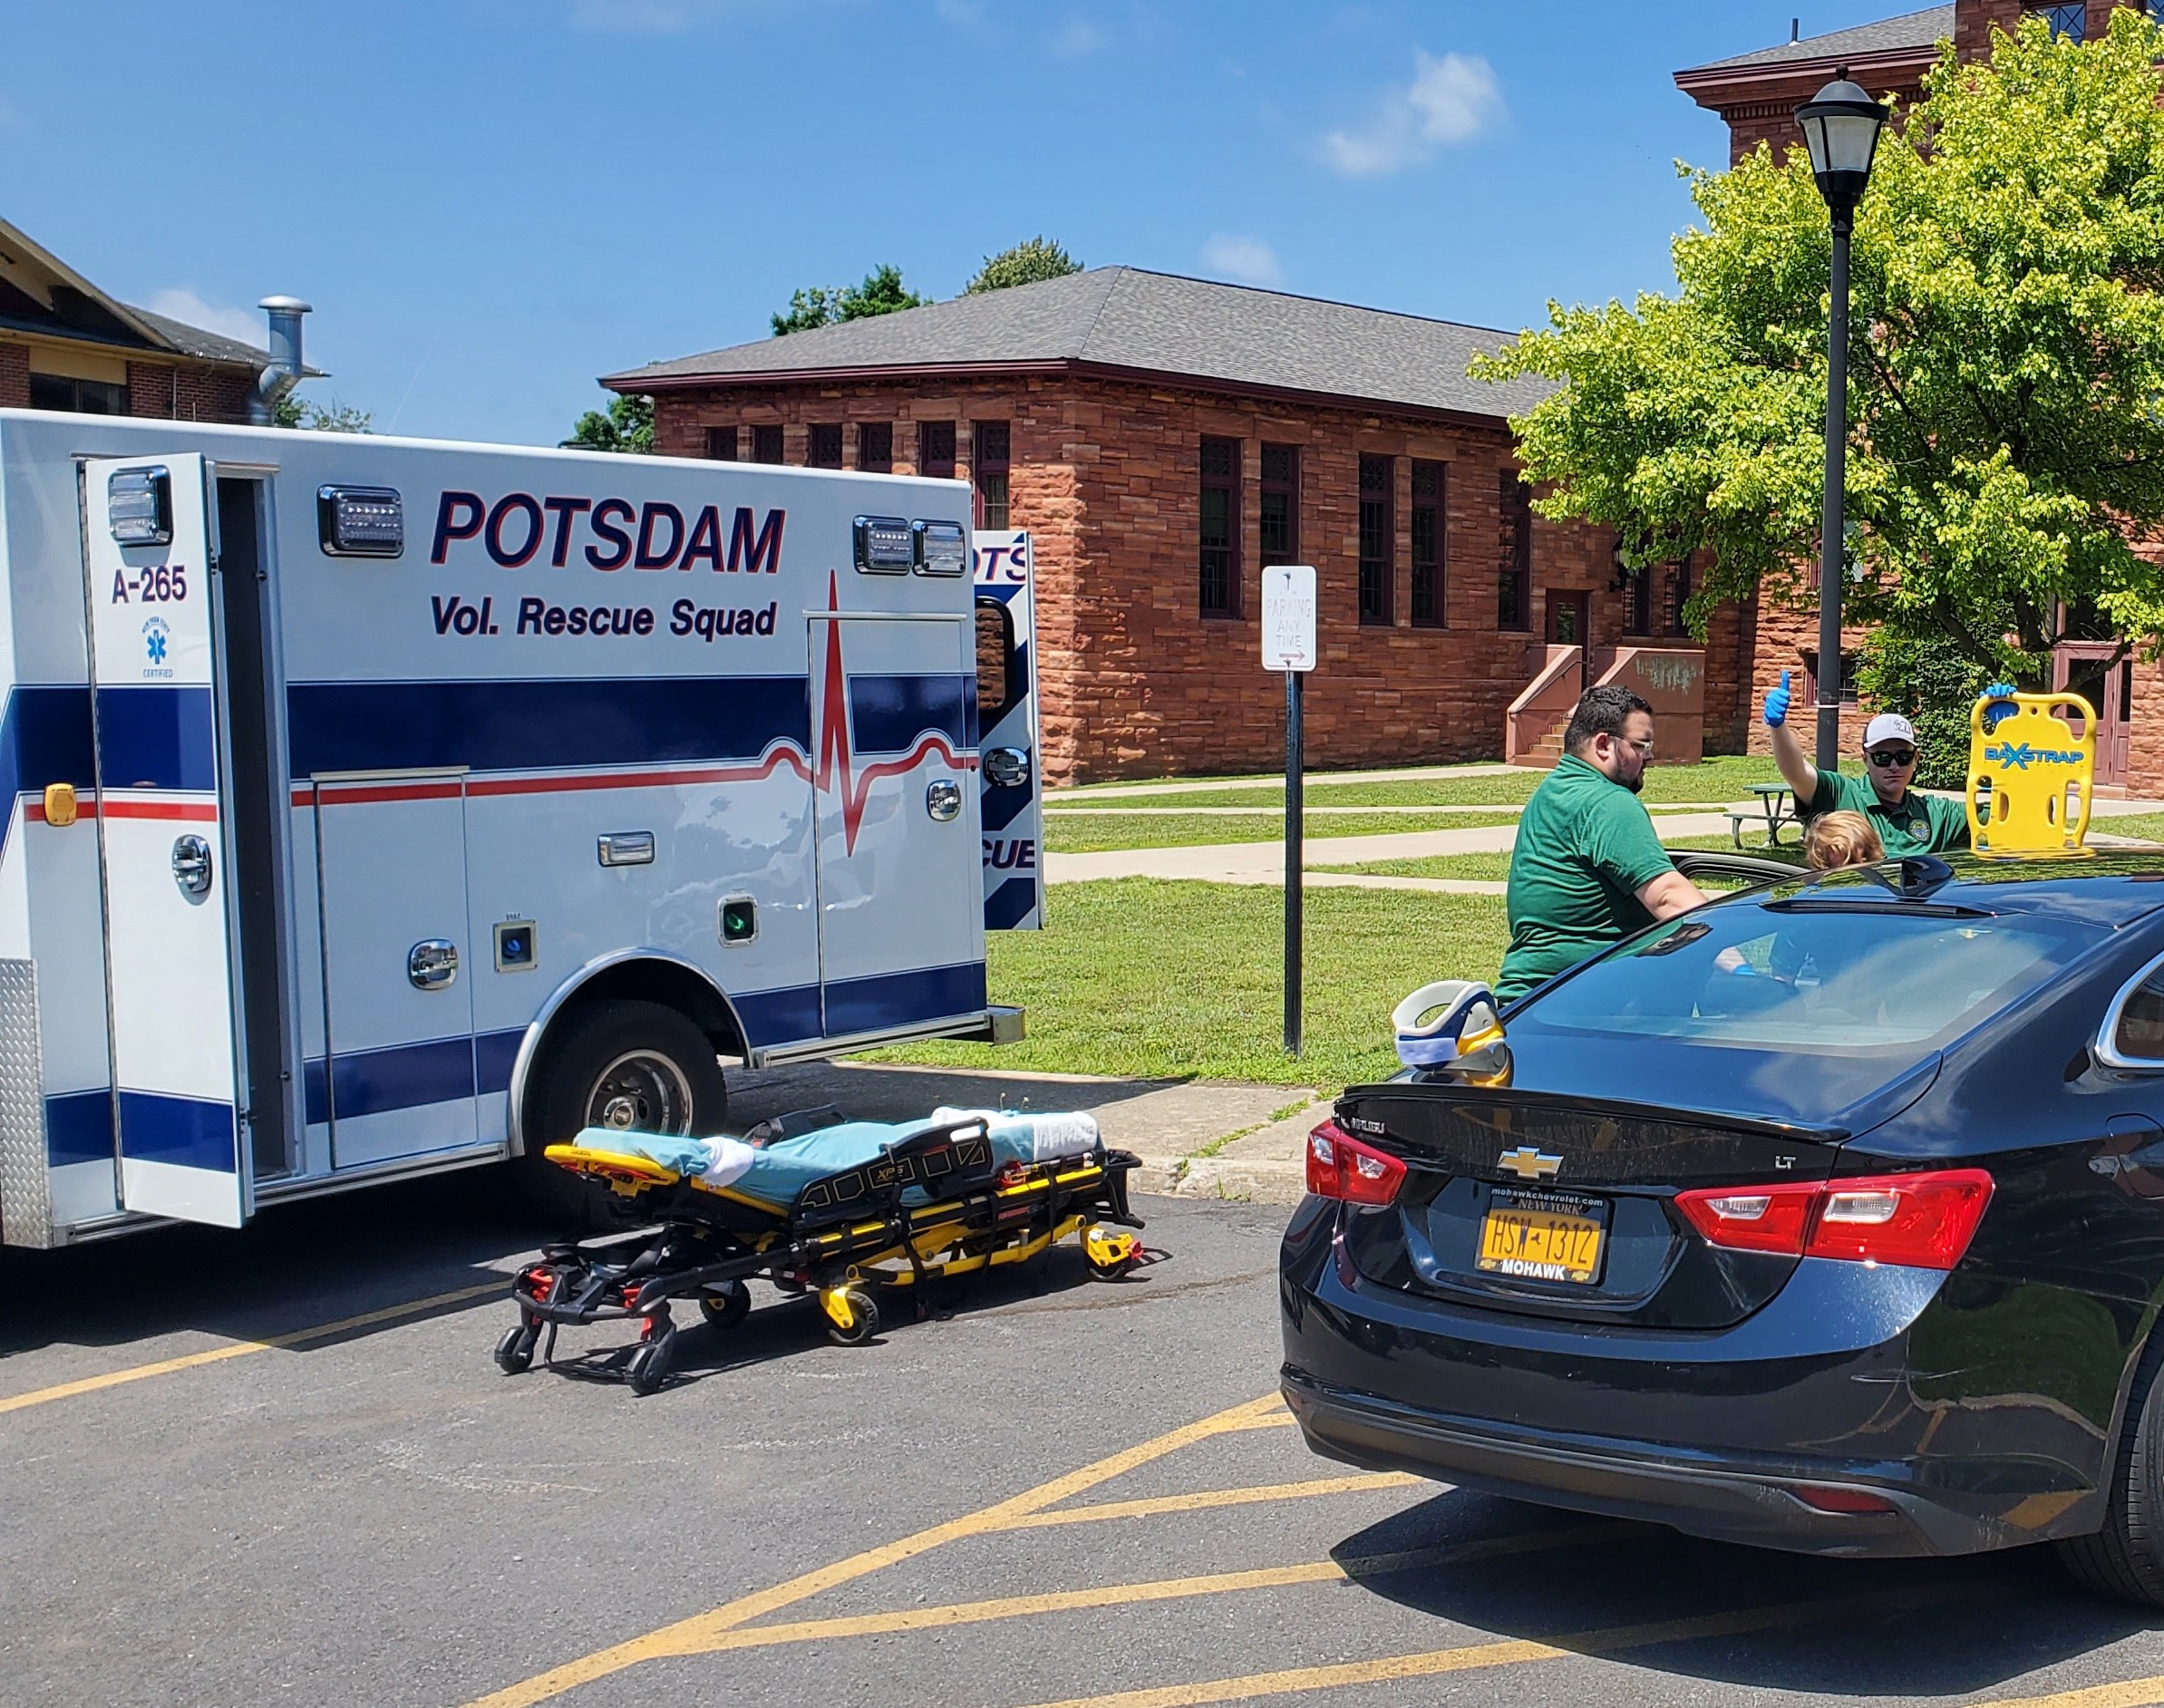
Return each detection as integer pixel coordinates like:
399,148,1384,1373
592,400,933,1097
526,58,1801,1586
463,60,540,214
496,1114,1148,1393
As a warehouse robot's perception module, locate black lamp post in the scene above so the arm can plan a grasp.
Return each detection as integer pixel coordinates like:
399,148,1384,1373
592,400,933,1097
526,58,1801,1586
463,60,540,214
1796,68,1887,773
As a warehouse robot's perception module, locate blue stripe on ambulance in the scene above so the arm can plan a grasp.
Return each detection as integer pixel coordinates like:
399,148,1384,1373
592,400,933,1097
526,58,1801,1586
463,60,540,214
116,1090,236,1173
844,673,974,752
96,684,218,791
984,878,1038,932
285,675,814,776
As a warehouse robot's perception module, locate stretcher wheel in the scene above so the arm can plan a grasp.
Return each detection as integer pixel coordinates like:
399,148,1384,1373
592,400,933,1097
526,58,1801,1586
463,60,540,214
699,1284,751,1329
493,1321,539,1375
1083,1225,1142,1281
626,1327,675,1396
822,1286,879,1346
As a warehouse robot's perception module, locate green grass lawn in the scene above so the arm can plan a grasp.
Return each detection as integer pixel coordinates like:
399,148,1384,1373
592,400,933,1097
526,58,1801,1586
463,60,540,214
859,878,1509,1090
1044,810,1522,853
2098,811,2164,843
1051,754,1782,812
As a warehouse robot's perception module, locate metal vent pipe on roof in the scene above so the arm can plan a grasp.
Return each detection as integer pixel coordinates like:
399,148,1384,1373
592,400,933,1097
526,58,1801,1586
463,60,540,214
250,295,312,425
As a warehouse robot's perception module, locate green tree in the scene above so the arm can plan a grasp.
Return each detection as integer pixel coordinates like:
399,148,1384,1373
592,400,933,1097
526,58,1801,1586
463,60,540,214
771,264,926,335
1474,10,2164,686
273,393,373,432
563,391,655,454
965,237,1082,294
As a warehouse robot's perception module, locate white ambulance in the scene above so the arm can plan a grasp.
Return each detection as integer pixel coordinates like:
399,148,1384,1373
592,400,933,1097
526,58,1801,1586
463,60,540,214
0,410,1040,1246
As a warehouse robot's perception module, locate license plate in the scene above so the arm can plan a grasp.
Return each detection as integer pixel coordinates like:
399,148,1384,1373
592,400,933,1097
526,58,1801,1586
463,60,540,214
1477,1189,1607,1286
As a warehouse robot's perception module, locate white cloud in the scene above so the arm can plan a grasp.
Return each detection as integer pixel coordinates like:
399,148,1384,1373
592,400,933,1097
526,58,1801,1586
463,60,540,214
1050,16,1103,55
145,289,265,348
1320,50,1503,179
1200,235,1283,288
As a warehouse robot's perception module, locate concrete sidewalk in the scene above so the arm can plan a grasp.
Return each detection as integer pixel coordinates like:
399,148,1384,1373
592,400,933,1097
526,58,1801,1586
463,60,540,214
1046,810,1735,884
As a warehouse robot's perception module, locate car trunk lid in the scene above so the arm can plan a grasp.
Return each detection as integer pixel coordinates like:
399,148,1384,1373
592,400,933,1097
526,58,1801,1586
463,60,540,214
1334,1082,1858,1330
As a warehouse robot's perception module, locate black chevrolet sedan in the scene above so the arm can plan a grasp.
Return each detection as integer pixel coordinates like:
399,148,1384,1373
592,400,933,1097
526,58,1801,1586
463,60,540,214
1280,851,2164,1604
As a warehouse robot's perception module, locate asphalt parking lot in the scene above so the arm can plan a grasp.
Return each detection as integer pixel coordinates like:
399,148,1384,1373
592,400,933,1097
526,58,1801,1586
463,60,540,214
11,1111,2164,1707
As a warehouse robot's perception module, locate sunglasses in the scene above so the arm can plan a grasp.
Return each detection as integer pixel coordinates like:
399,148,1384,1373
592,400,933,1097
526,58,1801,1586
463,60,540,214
1867,747,1917,768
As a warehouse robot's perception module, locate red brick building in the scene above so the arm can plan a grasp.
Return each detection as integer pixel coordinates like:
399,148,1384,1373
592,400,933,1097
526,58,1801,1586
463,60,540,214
606,268,1746,784
0,218,269,425
1678,1,2159,787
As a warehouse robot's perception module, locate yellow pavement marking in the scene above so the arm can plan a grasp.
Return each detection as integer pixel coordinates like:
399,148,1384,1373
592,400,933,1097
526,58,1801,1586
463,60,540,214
463,1393,1296,1708
1971,1683,2164,1708
0,1280,504,1417
599,1521,1631,1659
1010,1580,1984,1708
1004,1471,1425,1530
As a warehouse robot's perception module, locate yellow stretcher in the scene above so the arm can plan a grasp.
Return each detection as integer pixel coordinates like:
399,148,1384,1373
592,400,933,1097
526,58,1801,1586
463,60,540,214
1966,691,2096,857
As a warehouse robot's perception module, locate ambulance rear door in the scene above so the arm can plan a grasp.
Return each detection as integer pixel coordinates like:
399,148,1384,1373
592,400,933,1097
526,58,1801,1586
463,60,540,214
80,453,253,1228
973,529,1043,930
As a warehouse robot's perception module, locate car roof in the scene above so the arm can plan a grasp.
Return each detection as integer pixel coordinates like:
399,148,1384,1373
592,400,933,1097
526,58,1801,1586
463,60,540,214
1737,849,2164,929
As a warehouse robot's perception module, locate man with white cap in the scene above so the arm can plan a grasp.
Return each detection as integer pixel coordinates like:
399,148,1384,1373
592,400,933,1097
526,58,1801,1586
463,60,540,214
1761,671,1970,857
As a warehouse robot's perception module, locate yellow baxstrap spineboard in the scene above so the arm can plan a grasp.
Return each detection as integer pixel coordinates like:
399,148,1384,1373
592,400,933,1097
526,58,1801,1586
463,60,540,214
1967,691,2096,856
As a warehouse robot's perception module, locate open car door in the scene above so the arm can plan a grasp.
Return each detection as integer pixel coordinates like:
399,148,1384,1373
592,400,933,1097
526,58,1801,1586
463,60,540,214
974,529,1043,930
81,453,252,1228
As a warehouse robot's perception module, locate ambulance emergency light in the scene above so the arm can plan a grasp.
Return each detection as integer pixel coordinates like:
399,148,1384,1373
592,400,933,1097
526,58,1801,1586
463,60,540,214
106,466,172,546
913,519,967,577
853,514,912,573
317,485,404,558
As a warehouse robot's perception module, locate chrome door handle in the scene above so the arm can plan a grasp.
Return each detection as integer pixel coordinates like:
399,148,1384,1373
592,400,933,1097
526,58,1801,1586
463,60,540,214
408,939,459,990
170,835,213,898
983,746,1031,789
926,779,962,821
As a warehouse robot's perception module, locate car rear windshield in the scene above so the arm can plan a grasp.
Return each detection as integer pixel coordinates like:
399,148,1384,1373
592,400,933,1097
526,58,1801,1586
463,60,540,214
1518,902,2097,1052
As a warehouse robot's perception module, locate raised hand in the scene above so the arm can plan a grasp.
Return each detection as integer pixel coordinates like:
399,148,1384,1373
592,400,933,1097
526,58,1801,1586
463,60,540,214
1762,669,1791,729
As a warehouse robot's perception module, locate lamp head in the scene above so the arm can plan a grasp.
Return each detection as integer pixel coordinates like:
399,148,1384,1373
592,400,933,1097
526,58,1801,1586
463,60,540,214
1796,69,1887,214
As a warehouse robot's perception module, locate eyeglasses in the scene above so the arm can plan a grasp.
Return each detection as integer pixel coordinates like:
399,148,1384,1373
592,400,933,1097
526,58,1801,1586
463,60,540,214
1624,738,1655,756
1867,748,1917,768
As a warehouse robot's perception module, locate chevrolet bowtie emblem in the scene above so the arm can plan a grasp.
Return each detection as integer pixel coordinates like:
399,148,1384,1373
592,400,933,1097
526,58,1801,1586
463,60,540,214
1498,1146,1562,1181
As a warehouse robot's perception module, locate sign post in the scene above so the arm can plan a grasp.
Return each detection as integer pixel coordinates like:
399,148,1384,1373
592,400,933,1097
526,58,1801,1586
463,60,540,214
1261,566,1318,1056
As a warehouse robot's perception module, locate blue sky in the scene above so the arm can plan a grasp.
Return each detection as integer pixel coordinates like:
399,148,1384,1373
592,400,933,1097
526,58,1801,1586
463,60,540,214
3,1,1905,446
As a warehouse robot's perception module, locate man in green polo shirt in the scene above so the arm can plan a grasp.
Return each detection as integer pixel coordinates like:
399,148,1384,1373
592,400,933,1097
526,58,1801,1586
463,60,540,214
1762,670,1969,857
1497,685,1709,1003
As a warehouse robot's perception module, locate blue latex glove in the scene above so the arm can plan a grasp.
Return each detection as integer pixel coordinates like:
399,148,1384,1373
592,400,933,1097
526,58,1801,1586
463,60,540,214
1981,680,2017,733
1762,669,1791,728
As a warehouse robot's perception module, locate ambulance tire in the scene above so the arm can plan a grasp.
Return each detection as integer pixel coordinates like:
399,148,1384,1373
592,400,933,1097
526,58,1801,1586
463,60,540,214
515,999,728,1229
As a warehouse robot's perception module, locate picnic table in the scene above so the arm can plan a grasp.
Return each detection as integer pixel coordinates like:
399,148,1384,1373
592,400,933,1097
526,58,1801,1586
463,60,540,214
1730,782,1800,849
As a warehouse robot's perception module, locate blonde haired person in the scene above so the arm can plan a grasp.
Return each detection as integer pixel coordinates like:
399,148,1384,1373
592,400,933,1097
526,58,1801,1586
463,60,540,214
1803,810,1885,871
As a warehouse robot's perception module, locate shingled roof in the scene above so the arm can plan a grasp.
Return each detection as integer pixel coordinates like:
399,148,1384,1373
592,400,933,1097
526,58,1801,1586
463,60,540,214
604,267,1553,424
1679,5,1952,76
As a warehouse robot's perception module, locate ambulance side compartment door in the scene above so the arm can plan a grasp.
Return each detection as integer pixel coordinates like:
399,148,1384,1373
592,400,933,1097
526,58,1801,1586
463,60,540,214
80,453,252,1228
973,529,1042,930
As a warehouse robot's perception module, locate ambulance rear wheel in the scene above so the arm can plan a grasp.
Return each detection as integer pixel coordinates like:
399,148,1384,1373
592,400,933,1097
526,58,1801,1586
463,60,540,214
517,1000,728,1227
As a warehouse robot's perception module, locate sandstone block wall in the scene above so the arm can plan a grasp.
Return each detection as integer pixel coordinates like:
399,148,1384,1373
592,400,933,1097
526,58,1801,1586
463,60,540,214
650,374,1752,784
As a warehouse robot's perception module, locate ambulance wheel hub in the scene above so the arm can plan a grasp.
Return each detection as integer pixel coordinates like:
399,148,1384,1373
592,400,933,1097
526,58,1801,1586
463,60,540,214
587,1051,694,1135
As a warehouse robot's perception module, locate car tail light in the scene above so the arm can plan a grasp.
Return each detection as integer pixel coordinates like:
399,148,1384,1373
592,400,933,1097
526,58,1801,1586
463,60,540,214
1674,1169,1994,1271
1305,1120,1405,1207
1670,1181,1821,1257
